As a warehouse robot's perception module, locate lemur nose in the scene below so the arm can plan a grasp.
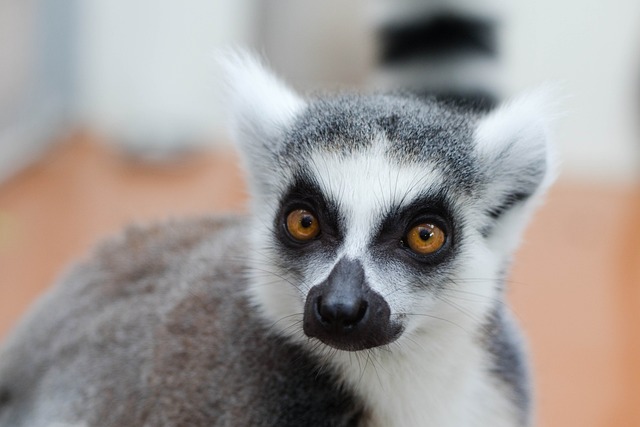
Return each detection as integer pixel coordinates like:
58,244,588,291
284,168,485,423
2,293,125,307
303,258,401,351
316,295,368,328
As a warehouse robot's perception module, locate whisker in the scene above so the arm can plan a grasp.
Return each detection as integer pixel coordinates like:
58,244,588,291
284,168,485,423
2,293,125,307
398,311,472,334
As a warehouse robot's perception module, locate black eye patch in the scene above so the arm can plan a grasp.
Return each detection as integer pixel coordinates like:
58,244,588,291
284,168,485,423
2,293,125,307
372,191,458,266
274,172,344,253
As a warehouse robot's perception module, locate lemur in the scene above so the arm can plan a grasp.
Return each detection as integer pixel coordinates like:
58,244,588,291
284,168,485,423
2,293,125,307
0,2,555,426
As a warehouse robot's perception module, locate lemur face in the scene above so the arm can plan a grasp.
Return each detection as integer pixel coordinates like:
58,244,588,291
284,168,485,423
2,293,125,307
250,137,493,352
222,53,554,352
270,147,462,351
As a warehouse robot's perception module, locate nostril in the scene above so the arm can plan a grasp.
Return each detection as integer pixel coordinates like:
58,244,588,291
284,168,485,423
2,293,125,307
316,295,368,328
346,300,368,326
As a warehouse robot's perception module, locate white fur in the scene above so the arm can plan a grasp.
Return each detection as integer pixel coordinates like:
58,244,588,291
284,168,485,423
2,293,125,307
218,50,306,190
307,137,445,261
227,54,545,426
330,315,519,427
301,145,517,426
474,88,557,184
244,138,521,426
473,88,558,255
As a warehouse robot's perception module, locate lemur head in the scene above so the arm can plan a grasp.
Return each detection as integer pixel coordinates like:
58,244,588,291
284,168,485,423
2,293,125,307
222,53,555,352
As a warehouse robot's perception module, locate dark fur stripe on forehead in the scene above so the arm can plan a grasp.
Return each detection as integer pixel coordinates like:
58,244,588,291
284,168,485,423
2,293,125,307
278,94,484,192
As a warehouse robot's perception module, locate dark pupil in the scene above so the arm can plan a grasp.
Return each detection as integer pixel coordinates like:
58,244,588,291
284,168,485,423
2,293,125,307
300,215,314,228
419,228,433,241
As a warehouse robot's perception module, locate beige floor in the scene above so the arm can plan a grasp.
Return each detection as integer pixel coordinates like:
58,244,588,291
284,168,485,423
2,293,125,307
1,133,639,426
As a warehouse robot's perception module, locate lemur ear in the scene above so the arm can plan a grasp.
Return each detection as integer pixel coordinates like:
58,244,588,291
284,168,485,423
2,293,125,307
473,89,558,247
218,51,306,184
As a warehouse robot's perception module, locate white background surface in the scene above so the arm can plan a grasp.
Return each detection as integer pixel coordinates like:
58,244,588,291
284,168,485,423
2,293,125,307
1,0,639,183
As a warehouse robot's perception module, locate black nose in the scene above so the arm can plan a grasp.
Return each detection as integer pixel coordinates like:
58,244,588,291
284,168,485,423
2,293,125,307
316,295,368,328
303,258,402,351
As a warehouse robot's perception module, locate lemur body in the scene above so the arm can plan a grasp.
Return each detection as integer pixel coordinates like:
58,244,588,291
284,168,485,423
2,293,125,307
0,216,523,427
0,4,554,427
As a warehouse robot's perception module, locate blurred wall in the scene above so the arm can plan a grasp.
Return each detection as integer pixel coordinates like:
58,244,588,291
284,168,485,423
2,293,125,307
503,0,640,183
258,1,640,183
1,1,639,182
75,0,256,153
0,0,74,182
255,0,374,92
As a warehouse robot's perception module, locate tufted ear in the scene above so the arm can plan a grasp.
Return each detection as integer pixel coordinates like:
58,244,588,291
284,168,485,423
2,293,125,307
473,89,559,251
218,51,306,189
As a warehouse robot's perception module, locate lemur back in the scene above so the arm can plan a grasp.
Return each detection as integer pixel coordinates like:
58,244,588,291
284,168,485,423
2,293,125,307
0,2,554,426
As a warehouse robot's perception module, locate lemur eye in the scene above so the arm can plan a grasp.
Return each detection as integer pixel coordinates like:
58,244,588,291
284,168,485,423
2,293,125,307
406,223,446,255
286,209,320,241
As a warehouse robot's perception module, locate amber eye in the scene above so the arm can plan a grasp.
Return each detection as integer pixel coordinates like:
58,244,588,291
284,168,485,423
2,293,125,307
286,209,320,241
405,223,446,255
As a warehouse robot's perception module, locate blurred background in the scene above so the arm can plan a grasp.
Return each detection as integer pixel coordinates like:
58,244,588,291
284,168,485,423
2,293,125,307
0,0,639,425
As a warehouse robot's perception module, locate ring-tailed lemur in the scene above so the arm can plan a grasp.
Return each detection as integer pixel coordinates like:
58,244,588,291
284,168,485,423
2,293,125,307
0,3,555,427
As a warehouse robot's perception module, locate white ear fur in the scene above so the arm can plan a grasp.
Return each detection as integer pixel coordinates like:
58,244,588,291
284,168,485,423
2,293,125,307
474,87,558,198
217,50,306,173
473,88,560,252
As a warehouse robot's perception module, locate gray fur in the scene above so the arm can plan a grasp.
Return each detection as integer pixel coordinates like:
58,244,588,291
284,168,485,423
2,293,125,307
0,91,551,427
482,305,532,425
0,218,364,427
0,3,555,424
0,88,552,427
278,92,548,223
280,94,482,192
